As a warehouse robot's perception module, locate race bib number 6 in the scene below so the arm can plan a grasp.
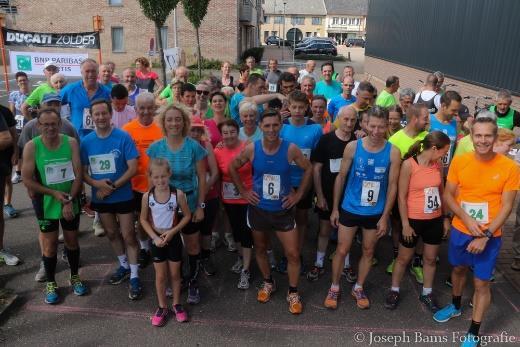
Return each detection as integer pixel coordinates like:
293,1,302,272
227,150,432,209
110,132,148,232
262,174,280,200
360,180,380,206
461,201,489,224
82,108,95,129
89,153,116,175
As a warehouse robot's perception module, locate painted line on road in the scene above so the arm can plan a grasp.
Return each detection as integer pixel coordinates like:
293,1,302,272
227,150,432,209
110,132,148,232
495,286,519,313
23,303,519,338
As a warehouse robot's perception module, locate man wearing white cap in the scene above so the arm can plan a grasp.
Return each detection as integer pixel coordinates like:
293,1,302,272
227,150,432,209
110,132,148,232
21,61,60,120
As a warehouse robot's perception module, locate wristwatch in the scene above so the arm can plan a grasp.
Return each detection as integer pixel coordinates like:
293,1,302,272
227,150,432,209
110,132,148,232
199,202,206,209
483,229,493,238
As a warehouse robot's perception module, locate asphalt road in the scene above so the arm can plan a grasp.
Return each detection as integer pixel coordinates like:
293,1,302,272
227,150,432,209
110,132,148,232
1,184,519,346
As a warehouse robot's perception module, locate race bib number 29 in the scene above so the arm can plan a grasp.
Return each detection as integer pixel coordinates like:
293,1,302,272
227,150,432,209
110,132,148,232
89,153,116,175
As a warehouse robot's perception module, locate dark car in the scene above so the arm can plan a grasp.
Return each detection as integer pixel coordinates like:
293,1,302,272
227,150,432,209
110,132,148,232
294,42,337,56
345,38,365,47
296,37,336,48
265,35,291,46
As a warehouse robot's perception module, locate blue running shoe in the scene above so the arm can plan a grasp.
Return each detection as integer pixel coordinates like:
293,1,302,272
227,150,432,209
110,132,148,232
109,266,130,285
44,282,59,304
460,333,479,347
70,274,88,296
128,277,143,300
187,280,200,305
433,304,461,323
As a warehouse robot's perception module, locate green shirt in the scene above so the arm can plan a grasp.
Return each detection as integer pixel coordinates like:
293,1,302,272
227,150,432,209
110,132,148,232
34,135,79,219
25,83,56,107
454,135,474,157
388,129,428,158
375,89,397,108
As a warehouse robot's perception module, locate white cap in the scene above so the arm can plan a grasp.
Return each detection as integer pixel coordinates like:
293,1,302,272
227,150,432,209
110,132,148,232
44,60,58,70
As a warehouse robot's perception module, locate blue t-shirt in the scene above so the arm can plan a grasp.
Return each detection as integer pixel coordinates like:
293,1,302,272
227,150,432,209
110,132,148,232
429,114,457,169
230,92,264,126
314,80,342,100
146,137,208,212
80,128,138,204
328,94,356,121
239,126,263,142
60,81,111,138
280,120,322,186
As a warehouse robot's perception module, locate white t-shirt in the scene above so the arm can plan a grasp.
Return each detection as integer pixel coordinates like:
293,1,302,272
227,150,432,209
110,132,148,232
112,105,136,128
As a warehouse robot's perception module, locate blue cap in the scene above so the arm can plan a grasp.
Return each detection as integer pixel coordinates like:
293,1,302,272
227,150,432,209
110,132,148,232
41,93,62,105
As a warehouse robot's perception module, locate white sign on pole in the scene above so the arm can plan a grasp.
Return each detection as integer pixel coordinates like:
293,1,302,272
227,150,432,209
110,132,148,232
164,48,181,72
9,51,88,77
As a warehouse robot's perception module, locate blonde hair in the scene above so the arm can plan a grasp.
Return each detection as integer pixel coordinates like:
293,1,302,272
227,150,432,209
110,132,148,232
148,158,172,176
497,128,516,143
157,104,191,137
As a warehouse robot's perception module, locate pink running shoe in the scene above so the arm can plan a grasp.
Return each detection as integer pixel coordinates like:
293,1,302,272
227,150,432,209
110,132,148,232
173,304,189,322
151,307,169,327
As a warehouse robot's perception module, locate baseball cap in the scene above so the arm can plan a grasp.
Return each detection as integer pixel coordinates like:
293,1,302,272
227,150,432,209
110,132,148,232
170,77,183,86
41,93,62,104
44,60,58,70
458,104,470,121
190,116,205,128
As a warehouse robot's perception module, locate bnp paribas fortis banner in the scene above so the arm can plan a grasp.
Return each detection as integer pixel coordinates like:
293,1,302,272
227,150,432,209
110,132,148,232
9,51,88,77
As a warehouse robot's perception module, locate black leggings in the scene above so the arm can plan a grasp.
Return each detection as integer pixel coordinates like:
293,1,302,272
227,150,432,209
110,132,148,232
224,203,253,248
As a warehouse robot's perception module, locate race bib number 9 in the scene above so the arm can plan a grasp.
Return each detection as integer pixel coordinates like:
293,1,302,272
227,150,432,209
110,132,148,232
222,182,241,200
45,161,75,185
82,108,95,129
461,201,489,224
423,187,441,213
329,158,342,173
360,180,380,207
89,153,116,175
262,174,280,200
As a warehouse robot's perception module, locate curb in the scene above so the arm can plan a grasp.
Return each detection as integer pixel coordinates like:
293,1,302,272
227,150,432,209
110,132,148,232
0,291,18,319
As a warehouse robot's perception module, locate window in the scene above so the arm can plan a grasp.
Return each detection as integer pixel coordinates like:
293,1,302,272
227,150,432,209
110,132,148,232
274,16,283,24
306,32,312,37
341,18,348,25
271,30,278,36
312,17,322,25
332,17,339,25
111,27,124,52
264,15,269,23
160,26,168,49
108,0,122,5
291,16,304,25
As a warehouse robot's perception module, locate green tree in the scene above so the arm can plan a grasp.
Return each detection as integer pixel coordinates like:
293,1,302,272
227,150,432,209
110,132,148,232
182,0,210,78
138,0,180,85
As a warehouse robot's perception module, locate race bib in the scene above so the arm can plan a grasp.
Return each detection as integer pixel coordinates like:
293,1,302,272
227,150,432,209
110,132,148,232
222,182,241,200
61,105,71,119
461,201,489,224
423,187,441,214
441,145,452,168
268,83,277,92
329,158,342,173
15,114,24,130
292,148,311,165
82,108,95,129
45,161,75,185
360,180,380,206
89,153,116,175
262,174,280,200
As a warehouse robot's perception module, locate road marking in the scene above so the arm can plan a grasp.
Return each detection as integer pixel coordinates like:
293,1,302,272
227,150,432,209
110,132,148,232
495,286,520,313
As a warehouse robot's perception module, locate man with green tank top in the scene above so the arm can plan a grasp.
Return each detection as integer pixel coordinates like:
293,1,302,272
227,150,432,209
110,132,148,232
489,89,520,130
22,108,87,305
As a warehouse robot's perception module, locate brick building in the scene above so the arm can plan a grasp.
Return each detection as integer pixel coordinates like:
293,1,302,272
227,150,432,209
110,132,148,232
1,0,262,69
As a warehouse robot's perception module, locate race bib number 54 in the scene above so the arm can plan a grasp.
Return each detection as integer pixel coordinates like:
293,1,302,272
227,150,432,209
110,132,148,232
262,174,280,200
461,201,489,224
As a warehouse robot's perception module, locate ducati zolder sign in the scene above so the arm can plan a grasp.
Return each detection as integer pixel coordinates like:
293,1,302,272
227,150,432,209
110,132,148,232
2,28,100,49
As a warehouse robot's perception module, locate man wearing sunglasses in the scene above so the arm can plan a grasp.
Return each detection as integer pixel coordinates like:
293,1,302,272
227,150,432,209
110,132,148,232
327,76,357,121
195,82,210,118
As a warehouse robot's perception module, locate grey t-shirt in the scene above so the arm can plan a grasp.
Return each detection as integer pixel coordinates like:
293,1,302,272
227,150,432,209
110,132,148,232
18,117,79,150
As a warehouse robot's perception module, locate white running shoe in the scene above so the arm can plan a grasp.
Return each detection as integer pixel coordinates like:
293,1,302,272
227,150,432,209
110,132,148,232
0,249,21,265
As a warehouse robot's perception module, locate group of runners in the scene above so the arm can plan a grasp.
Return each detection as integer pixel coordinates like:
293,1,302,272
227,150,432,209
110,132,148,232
1,56,519,347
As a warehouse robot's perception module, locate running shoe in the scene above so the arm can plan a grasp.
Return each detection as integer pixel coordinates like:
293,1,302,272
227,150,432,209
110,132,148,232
230,257,243,274
342,266,357,283
419,293,440,313
151,307,169,327
384,290,399,310
187,280,200,305
223,233,237,252
276,257,288,274
109,266,130,285
138,249,151,268
237,270,250,290
0,249,21,266
11,171,22,184
35,260,47,282
44,281,59,304
3,204,18,218
173,304,189,322
324,288,340,309
70,274,88,296
165,287,173,298
287,292,303,314
351,287,370,309
82,203,95,218
460,333,479,347
210,232,221,252
257,280,276,303
386,259,396,274
93,219,105,236
410,266,424,284
306,266,324,282
433,304,461,323
200,257,217,276
128,277,143,300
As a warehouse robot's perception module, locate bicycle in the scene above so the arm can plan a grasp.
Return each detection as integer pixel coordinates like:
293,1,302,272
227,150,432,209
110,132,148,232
462,95,493,115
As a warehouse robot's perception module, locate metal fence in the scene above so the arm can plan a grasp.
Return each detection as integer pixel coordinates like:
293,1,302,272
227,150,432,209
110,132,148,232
365,0,520,94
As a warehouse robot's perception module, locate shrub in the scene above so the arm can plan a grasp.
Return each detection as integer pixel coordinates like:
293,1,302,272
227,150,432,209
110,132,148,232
240,47,264,64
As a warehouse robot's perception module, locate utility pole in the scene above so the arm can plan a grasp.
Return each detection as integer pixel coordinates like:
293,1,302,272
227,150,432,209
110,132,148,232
282,2,286,61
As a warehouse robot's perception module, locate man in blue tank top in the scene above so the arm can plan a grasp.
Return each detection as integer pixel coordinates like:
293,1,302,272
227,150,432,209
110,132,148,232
229,110,312,315
430,91,461,171
324,107,401,310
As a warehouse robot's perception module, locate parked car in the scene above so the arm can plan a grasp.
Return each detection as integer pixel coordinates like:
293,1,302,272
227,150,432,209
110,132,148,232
265,35,291,46
294,42,337,56
345,38,365,47
296,37,336,48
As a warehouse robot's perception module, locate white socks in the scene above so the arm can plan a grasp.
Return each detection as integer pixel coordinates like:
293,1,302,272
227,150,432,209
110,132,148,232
316,251,326,268
129,264,139,279
118,255,129,269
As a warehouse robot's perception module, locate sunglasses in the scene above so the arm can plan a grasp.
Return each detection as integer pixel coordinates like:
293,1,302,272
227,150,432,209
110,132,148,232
196,90,210,96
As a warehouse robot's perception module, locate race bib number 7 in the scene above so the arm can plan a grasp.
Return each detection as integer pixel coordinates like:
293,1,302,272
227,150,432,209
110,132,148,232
45,161,75,185
89,153,116,175
360,180,380,207
262,174,280,200
461,201,489,224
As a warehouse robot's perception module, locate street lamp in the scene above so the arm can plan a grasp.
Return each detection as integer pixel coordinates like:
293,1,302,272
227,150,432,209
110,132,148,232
282,2,286,61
